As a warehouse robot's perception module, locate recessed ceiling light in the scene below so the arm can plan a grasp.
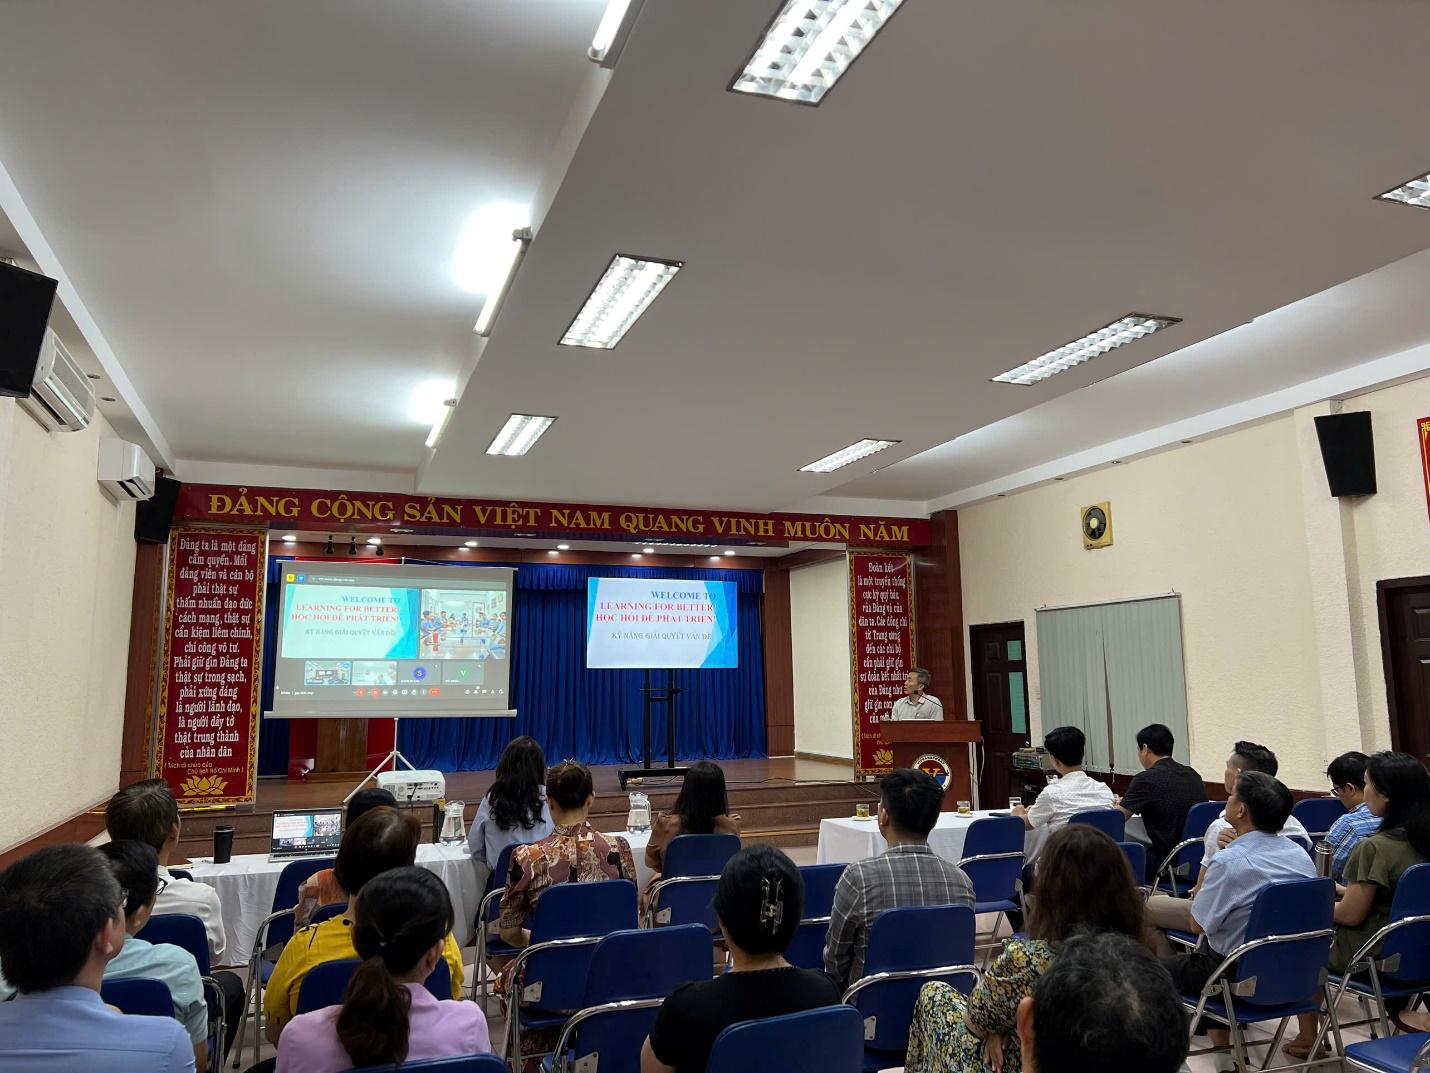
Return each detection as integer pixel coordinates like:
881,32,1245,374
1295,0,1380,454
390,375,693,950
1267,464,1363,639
1180,439,1194,445
464,540,479,547
281,535,297,543
85,372,101,380
800,438,900,473
710,556,721,561
1111,460,1123,465
556,544,570,551
632,553,642,559
1054,477,1065,482
1376,169,1430,210
366,537,381,545
993,314,1180,386
724,550,736,556
642,547,655,554
730,0,906,106
548,549,559,555
100,396,116,403
487,414,556,456
560,254,682,349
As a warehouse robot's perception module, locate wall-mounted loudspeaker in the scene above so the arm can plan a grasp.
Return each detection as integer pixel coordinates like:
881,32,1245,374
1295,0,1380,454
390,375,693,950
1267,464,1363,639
1313,411,1376,498
134,475,182,543
0,260,59,397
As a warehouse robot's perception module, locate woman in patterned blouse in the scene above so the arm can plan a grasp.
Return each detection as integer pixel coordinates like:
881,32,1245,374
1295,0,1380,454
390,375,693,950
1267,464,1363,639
905,824,1152,1073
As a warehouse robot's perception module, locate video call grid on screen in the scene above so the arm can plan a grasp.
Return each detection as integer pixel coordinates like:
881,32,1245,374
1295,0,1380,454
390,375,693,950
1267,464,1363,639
269,563,515,717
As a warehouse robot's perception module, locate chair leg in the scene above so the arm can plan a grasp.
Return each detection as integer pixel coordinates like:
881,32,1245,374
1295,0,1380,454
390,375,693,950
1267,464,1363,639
1261,1018,1289,1071
231,954,257,1069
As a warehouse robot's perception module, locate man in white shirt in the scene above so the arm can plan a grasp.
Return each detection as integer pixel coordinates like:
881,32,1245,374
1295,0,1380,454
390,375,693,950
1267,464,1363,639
1145,741,1310,938
105,779,246,1055
886,668,944,721
1012,726,1115,853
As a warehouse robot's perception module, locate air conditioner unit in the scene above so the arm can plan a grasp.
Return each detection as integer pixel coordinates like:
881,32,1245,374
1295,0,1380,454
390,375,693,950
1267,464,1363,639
97,438,156,501
19,328,94,432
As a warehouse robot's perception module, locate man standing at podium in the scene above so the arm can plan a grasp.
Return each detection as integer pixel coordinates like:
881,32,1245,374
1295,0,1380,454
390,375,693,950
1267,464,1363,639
886,667,944,721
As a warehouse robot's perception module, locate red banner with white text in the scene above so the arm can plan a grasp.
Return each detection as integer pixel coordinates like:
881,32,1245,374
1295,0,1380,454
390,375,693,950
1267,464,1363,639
154,526,267,805
849,551,916,777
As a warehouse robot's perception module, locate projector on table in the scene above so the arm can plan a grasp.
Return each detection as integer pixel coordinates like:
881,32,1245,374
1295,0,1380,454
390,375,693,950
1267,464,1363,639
377,769,446,803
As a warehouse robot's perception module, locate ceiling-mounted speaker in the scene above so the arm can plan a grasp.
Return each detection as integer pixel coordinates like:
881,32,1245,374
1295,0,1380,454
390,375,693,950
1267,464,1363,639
1314,412,1376,498
0,260,59,398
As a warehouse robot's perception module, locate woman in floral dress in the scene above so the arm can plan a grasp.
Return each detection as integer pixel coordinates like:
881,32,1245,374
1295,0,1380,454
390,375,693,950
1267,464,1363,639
905,824,1151,1073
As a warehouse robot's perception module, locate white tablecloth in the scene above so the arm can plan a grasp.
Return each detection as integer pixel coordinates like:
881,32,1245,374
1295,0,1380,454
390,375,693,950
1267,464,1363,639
817,812,1152,868
188,843,480,965
610,829,654,891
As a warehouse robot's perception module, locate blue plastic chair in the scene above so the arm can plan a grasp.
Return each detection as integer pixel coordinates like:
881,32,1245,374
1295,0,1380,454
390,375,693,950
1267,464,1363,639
344,1054,509,1073
476,841,527,1007
1068,808,1125,841
504,879,639,1065
787,864,847,970
1328,863,1430,1037
1119,842,1147,888
1292,797,1348,850
647,833,741,930
708,1005,865,1073
1181,877,1339,1073
137,912,226,1064
312,901,348,925
1344,1033,1430,1073
102,976,174,1017
234,855,336,1065
956,816,1024,951
843,904,981,1072
1152,800,1221,895
168,868,195,882
548,925,714,1073
296,955,453,1015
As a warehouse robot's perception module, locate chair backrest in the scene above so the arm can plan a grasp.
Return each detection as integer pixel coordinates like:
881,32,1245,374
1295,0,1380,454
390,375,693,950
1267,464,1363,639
650,876,722,929
102,976,173,1017
1381,863,1430,982
854,904,977,1054
662,833,741,878
1175,801,1223,867
297,957,362,1014
1292,797,1348,842
313,901,348,926
167,868,194,882
958,816,1025,905
787,865,846,970
344,1054,509,1073
138,912,211,975
707,1006,865,1073
1068,809,1125,841
270,856,337,949
523,879,638,1011
1119,842,1147,885
1234,877,1334,1007
582,924,713,1005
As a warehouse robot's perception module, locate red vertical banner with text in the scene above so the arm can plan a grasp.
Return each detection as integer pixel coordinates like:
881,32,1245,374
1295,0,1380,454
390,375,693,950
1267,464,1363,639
849,551,916,777
154,526,267,806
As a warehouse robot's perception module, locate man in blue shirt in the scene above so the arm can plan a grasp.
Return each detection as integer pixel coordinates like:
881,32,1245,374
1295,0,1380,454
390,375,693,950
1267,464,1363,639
0,843,194,1072
1323,751,1380,883
1160,770,1314,1069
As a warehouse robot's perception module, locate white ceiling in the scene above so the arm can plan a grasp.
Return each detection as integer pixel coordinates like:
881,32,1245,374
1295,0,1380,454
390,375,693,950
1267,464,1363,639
4,0,1430,517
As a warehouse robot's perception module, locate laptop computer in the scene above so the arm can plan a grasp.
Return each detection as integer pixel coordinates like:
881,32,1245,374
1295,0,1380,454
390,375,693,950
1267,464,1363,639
269,807,344,863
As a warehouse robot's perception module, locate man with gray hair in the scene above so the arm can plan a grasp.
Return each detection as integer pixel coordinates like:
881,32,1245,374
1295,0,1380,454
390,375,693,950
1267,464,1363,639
886,667,944,721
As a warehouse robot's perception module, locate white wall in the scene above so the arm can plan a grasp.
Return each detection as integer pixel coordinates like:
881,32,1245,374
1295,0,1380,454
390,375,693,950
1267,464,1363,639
0,402,137,851
960,375,1430,791
789,556,854,760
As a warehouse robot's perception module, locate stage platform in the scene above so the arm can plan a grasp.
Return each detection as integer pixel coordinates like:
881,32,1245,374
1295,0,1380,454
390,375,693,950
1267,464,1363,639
174,756,873,860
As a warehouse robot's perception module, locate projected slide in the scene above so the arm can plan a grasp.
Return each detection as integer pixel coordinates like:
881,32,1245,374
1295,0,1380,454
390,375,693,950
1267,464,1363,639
586,578,738,669
269,564,515,718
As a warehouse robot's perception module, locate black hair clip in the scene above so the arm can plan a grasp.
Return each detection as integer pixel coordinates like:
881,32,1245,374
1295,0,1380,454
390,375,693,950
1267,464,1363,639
759,876,784,933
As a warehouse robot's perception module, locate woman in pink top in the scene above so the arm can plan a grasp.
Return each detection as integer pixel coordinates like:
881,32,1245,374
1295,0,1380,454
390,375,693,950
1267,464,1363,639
275,866,490,1073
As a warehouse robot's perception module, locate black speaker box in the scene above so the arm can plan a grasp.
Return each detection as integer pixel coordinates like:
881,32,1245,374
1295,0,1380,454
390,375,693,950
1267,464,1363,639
135,475,182,543
0,261,59,397
1314,411,1376,498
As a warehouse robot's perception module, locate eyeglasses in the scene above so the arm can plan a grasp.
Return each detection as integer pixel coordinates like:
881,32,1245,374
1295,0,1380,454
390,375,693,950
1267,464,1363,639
154,878,168,899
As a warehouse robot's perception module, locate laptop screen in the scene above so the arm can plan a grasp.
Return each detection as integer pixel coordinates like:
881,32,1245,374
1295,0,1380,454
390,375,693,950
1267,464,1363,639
271,808,344,857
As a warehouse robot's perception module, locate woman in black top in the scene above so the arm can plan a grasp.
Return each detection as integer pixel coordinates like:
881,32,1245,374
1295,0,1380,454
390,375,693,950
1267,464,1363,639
641,845,841,1073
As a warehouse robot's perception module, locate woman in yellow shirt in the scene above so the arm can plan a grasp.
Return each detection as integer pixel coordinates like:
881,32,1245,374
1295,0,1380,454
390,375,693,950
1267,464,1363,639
264,807,462,1044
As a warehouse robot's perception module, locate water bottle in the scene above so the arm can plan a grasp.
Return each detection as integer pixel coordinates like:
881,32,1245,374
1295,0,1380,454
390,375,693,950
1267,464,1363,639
1314,841,1333,877
627,790,651,833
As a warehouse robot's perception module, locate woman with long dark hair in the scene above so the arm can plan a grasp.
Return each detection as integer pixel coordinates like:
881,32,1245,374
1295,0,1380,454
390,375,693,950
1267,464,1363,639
469,736,553,890
275,867,490,1072
905,824,1150,1073
644,761,741,899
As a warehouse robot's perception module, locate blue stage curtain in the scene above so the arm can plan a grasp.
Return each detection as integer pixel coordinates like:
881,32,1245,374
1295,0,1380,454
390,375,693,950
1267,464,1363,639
255,561,767,775
401,563,766,770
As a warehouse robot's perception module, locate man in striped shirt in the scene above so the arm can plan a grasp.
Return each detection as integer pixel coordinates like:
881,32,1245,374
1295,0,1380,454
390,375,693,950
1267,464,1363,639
824,769,975,990
1323,751,1380,882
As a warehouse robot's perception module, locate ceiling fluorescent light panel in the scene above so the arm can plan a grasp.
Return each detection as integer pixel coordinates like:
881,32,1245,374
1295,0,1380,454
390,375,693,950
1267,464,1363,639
560,254,682,349
1377,170,1430,209
800,438,900,473
731,0,905,106
992,314,1181,386
487,414,556,456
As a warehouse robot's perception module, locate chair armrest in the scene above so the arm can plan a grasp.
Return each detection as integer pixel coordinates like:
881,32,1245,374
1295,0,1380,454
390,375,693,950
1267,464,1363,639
1330,912,1430,1007
798,916,833,927
955,851,1024,867
1192,928,1335,1001
646,874,721,926
200,975,225,1068
1154,838,1205,883
503,935,603,1013
841,963,985,1004
477,887,505,936
248,908,296,963
550,997,665,1072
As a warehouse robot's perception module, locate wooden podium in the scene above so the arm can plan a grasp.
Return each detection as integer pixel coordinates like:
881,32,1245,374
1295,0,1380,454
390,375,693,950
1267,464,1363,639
879,720,982,810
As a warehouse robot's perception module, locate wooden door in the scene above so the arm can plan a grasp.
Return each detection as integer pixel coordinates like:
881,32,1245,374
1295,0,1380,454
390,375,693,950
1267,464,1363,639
970,622,1032,809
1380,580,1430,767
